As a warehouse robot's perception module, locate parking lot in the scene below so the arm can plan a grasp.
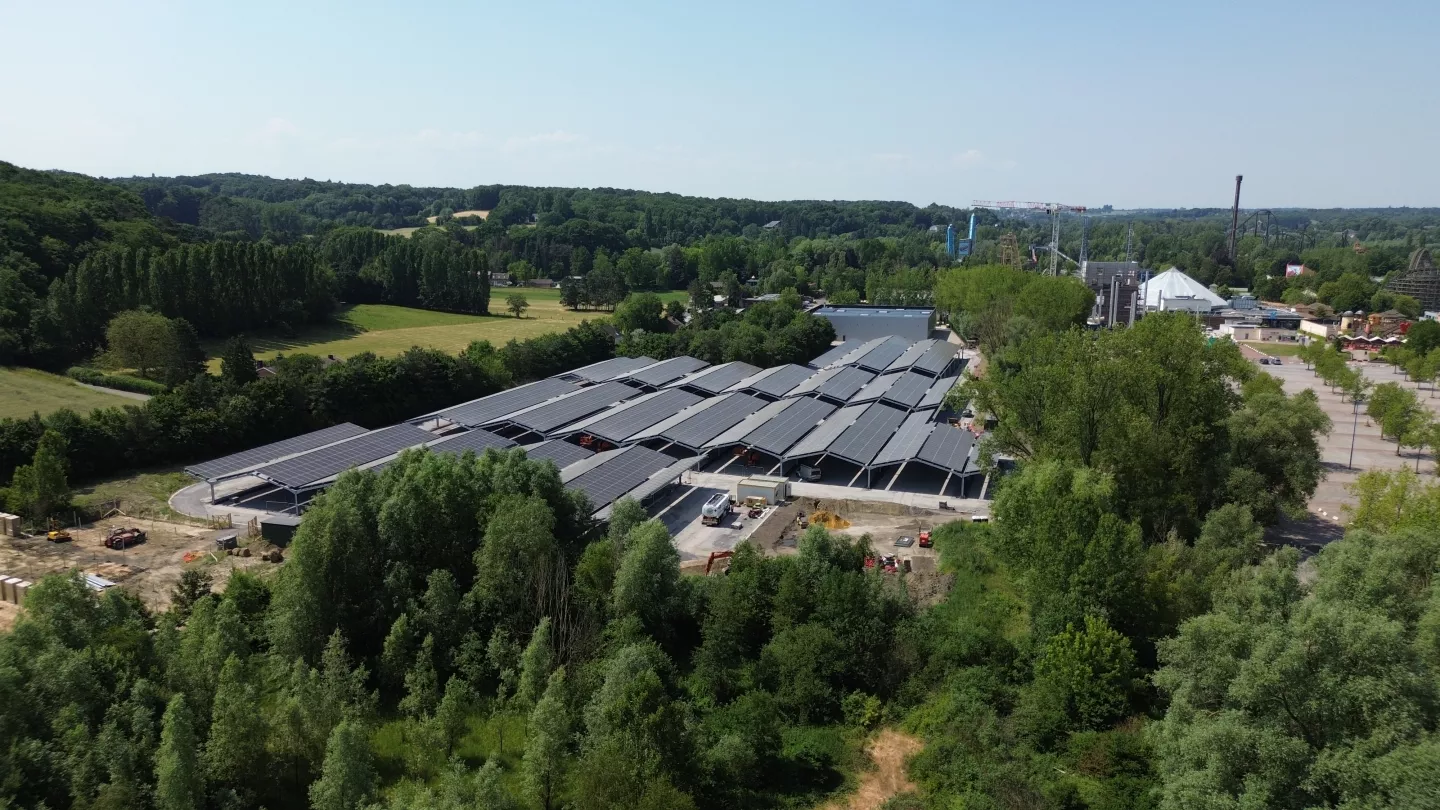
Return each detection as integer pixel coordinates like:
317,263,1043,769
1248,351,1436,549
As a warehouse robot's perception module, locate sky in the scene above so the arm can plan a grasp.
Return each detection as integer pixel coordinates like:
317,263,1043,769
2,0,1437,209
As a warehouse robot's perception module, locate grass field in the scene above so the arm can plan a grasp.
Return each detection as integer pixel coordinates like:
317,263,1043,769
71,468,194,521
0,367,139,419
205,290,686,369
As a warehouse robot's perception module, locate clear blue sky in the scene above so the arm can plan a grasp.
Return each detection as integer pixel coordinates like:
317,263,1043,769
2,0,1435,208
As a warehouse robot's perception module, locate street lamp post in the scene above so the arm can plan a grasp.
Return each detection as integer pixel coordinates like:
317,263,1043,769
1349,394,1364,470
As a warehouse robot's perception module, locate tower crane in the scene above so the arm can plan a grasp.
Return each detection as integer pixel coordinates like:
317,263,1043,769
971,200,1088,276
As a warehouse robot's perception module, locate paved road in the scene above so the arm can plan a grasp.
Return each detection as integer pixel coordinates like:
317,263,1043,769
74,382,151,401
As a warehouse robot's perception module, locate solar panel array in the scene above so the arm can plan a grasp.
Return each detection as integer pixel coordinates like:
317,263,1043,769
808,340,862,369
578,388,704,443
597,456,701,518
435,378,579,427
186,422,368,480
501,382,639,434
786,404,865,458
918,424,977,473
741,397,837,456
669,361,764,394
726,364,816,399
621,356,710,388
257,423,434,490
849,373,900,404
369,428,516,473
913,341,961,375
919,376,961,410
563,356,656,383
523,440,595,470
663,392,767,449
566,446,678,511
871,411,936,466
882,339,934,373
881,372,935,410
811,366,876,403
827,404,909,465
851,336,913,373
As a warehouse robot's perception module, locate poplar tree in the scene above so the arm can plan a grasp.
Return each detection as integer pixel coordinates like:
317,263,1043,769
155,694,203,810
514,616,553,708
308,720,375,810
523,668,570,810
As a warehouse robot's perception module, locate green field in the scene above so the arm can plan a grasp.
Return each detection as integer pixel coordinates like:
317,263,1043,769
205,290,686,369
0,367,140,419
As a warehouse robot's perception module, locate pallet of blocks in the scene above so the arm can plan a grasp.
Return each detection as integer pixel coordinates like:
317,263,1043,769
1,575,31,606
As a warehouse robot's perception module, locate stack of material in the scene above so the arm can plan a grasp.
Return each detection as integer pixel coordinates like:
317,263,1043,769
1,575,33,605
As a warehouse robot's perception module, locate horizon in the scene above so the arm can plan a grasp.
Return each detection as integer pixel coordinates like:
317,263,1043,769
3,0,1437,209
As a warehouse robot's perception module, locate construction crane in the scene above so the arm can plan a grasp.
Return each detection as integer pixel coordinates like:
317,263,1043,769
972,200,1088,276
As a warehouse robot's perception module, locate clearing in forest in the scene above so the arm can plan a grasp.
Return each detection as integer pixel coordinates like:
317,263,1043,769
818,729,924,810
0,367,138,419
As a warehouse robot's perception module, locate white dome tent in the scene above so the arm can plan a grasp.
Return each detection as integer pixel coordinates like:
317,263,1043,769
1139,267,1228,312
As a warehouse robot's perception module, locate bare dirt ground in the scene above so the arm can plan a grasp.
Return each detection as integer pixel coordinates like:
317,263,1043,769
0,515,277,619
819,729,924,810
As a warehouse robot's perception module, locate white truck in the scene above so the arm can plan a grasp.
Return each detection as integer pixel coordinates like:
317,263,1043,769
701,492,730,526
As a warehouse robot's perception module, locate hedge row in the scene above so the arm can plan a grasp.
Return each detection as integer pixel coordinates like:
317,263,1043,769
66,367,169,396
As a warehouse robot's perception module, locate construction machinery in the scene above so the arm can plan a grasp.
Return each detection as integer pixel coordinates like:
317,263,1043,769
918,529,932,548
103,527,146,550
973,200,1088,276
705,550,734,575
47,528,72,542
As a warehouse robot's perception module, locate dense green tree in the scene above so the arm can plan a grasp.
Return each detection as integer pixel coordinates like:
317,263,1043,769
522,668,569,810
5,428,70,521
309,720,376,810
155,694,204,810
515,616,553,708
204,655,266,792
1033,616,1136,730
219,335,259,385
506,292,529,318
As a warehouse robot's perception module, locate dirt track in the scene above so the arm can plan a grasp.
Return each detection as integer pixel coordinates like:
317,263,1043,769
820,729,924,810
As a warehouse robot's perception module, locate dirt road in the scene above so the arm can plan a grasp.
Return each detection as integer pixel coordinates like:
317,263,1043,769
819,729,924,810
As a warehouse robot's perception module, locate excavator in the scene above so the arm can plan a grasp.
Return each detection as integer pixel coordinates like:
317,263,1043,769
47,519,71,543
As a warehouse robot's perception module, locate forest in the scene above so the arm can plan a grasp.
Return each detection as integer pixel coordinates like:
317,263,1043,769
6,312,1416,810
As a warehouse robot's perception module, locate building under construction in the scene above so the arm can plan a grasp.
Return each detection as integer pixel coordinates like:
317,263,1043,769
1080,260,1144,327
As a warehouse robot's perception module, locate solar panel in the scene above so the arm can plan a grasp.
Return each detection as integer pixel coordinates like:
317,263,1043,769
881,372,934,410
432,378,580,427
808,340,862,369
560,356,656,383
725,364,816,399
871,411,936,467
499,382,640,434
566,446,677,511
828,404,908,465
574,388,704,443
369,428,516,473
664,392,767,449
813,367,876,402
523,440,595,470
883,339,936,373
785,404,866,459
851,336,912,373
702,398,796,449
919,375,961,410
786,366,841,397
918,424,977,473
621,356,710,388
596,456,701,519
667,361,764,394
849,373,900,404
256,423,434,490
833,337,887,367
912,341,960,376
746,397,837,456
186,423,369,480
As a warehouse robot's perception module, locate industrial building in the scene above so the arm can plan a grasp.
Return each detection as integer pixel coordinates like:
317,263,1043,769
812,306,936,343
185,334,983,522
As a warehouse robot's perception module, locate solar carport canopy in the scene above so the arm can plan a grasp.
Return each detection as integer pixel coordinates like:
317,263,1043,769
255,423,435,491
919,376,961,410
425,378,579,428
491,382,639,435
790,366,875,403
559,356,657,384
808,340,863,369
827,402,909,464
565,388,704,443
917,424,978,473
618,356,710,388
871,411,936,466
523,440,594,470
728,396,837,456
880,372,935,410
667,361,763,395
849,336,913,373
913,341,961,375
368,428,515,473
185,423,369,482
725,364,816,399
563,446,680,513
651,392,767,449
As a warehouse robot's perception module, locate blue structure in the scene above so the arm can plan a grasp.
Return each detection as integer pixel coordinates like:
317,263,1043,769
946,214,976,259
